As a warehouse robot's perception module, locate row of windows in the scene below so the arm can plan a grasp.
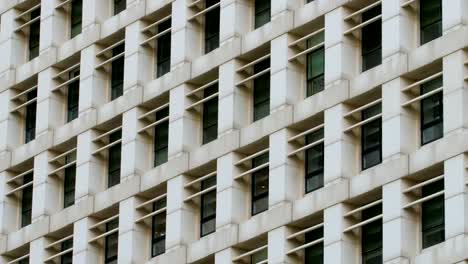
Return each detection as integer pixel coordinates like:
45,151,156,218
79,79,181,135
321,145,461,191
16,177,445,264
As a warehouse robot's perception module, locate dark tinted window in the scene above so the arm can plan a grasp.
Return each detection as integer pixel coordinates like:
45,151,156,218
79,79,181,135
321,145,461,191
253,58,270,121
251,153,269,215
420,0,442,45
361,103,382,170
361,6,382,71
254,0,270,29
420,76,443,145
108,131,121,188
111,44,125,100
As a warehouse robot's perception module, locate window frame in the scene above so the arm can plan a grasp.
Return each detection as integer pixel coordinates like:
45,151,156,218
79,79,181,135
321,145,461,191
63,154,76,208
204,0,220,54
420,0,442,45
107,131,122,188
70,0,82,39
361,103,382,170
361,205,383,264
420,76,443,145
304,227,324,263
305,129,324,193
156,19,171,78
200,176,217,237
60,238,73,264
67,69,80,122
113,0,126,15
21,173,33,227
361,6,382,72
104,218,119,264
202,84,218,144
253,58,270,122
251,153,269,216
110,44,125,100
421,179,445,249
153,108,169,167
24,90,37,144
254,0,271,29
151,198,166,257
28,8,41,61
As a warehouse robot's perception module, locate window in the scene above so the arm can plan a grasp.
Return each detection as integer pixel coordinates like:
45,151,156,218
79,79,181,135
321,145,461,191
70,0,82,38
154,107,169,167
420,0,442,45
306,33,325,97
421,179,444,248
306,0,315,2
305,128,324,193
111,44,125,100
202,84,218,144
24,90,37,143
361,6,382,71
361,103,382,170
61,239,73,264
304,227,323,263
63,154,76,208
151,197,166,257
254,0,270,29
361,205,382,264
420,76,443,145
105,218,119,264
204,0,220,53
28,8,41,60
108,131,121,188
156,19,171,78
67,69,80,122
251,247,267,264
21,173,33,227
200,176,216,237
114,0,126,15
19,258,29,264
251,153,269,216
253,58,270,121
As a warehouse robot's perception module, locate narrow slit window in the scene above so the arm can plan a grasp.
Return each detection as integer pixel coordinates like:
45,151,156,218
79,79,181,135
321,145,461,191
24,89,37,143
108,131,122,188
156,19,171,78
420,0,442,45
200,176,216,237
21,173,33,227
104,218,119,264
421,179,445,248
28,8,41,60
111,44,125,100
63,153,76,208
67,69,80,122
253,58,270,122
361,6,382,72
306,32,325,97
254,0,270,29
361,103,382,170
251,153,269,216
204,0,220,54
420,76,443,145
361,204,383,264
114,0,126,15
305,128,324,193
151,197,166,257
70,0,82,38
304,227,324,263
202,84,218,144
154,107,169,167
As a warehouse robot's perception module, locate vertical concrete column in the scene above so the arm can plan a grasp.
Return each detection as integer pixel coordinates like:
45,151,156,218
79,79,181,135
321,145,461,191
442,0,468,33
79,45,107,115
267,226,295,264
268,129,300,207
271,0,301,20
0,171,18,234
36,68,63,137
219,0,250,45
73,218,100,263
443,50,468,136
82,0,109,30
218,60,249,137
29,237,47,264
270,34,302,113
0,9,24,77
121,108,147,181
216,153,247,229
75,130,105,202
323,204,356,264
168,84,199,158
117,197,147,263
31,151,60,222
324,103,356,184
124,21,153,91
39,0,67,53
0,89,22,151
171,0,200,69
324,7,357,86
165,175,196,250
444,155,468,241
382,179,417,263
381,78,417,160
381,0,416,61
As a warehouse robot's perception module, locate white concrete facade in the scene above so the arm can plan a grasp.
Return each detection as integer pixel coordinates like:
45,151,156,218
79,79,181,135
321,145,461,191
0,0,467,263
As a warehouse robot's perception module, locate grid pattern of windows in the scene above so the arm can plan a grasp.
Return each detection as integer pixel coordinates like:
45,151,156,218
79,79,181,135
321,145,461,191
361,103,382,170
420,0,442,45
420,76,443,145
111,44,125,100
154,107,169,167
21,173,33,227
421,179,445,249
202,84,218,144
305,128,324,193
156,19,171,78
70,0,82,38
28,8,40,60
204,0,220,54
151,198,166,257
361,205,383,264
254,0,270,29
253,58,270,122
306,33,325,97
67,69,80,122
24,90,37,143
251,153,269,216
105,218,119,264
361,6,382,72
108,131,122,188
200,176,216,237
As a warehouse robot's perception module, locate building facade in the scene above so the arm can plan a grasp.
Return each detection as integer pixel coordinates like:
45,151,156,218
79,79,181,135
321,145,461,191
0,0,467,263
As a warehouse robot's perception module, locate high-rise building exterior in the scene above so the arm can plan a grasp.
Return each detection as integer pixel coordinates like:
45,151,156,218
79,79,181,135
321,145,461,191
0,0,467,263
